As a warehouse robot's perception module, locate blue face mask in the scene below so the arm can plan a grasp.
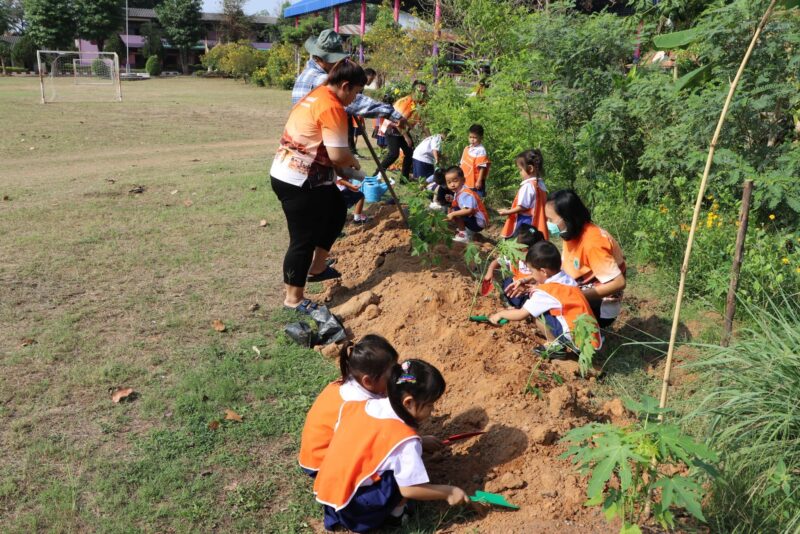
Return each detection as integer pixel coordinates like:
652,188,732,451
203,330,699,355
547,221,562,237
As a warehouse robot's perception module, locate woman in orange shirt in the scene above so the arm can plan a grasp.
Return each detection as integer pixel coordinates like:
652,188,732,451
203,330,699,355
545,190,627,327
270,60,367,314
379,80,427,181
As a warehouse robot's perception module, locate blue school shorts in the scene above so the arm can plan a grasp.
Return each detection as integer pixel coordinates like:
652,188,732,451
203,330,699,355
322,470,403,533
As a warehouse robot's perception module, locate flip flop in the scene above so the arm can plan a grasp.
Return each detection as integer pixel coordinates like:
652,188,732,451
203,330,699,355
325,258,337,267
284,299,319,315
307,266,342,283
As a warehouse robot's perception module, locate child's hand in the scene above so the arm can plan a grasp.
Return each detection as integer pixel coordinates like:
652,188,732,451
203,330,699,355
421,435,443,452
488,313,502,325
498,208,510,216
483,271,493,282
447,486,470,506
446,212,455,221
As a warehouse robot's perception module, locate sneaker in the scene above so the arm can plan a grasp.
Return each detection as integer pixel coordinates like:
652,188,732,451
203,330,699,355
428,202,444,211
353,216,369,224
453,230,470,243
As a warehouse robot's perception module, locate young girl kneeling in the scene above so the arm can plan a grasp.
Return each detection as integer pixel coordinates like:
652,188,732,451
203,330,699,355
313,360,469,532
298,335,399,476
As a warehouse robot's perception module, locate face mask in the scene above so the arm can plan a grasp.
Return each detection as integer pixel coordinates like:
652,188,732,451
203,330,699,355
547,221,562,237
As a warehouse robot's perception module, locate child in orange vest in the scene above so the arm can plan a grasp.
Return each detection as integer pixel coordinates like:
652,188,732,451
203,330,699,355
483,224,545,308
445,166,489,243
499,149,549,239
489,241,602,354
314,360,470,532
298,335,399,476
459,123,490,197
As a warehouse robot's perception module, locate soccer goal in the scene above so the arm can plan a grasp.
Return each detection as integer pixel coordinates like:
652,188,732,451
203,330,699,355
37,50,122,103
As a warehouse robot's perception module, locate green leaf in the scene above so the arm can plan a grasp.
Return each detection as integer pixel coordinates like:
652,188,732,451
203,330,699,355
780,0,800,8
653,28,701,49
653,476,706,522
622,395,670,416
619,523,642,534
674,64,712,92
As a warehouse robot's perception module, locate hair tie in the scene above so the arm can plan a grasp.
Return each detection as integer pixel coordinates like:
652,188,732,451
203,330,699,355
401,361,411,371
396,374,417,385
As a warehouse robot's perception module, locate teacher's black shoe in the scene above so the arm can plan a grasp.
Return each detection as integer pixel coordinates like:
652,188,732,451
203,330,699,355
307,266,342,283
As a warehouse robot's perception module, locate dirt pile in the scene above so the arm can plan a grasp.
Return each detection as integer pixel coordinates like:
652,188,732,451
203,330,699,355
322,205,616,533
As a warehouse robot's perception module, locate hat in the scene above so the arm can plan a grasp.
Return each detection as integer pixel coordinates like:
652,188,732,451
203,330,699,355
304,30,350,63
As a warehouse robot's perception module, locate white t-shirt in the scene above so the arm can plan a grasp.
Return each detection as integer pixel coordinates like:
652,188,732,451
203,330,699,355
523,271,578,341
339,377,382,402
412,135,443,165
517,177,547,209
455,188,486,228
358,398,429,488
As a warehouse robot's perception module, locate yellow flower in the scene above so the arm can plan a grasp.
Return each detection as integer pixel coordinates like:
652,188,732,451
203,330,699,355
670,230,677,238
769,214,776,220
796,267,800,274
716,221,722,228
681,223,690,232
782,257,790,265
393,88,400,95
659,205,668,214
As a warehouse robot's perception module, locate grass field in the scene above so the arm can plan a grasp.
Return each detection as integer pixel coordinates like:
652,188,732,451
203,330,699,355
0,76,341,532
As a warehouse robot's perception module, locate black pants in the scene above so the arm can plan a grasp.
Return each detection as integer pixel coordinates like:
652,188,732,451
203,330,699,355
380,134,413,179
271,177,346,287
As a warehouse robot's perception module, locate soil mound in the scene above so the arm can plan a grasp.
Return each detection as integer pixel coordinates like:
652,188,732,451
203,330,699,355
322,204,613,532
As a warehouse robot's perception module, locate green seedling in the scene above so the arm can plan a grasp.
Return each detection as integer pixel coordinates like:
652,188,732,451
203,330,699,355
470,490,520,510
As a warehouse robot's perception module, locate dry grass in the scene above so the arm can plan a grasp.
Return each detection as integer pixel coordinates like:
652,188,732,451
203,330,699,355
0,76,334,532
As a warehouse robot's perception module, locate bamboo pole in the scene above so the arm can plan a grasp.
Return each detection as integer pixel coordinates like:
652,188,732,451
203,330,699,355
357,119,409,228
721,180,754,347
658,0,778,413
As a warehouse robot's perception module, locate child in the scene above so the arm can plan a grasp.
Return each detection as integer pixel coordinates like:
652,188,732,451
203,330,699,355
412,130,447,181
488,241,602,353
459,124,490,197
298,335,399,476
445,166,488,243
314,360,470,532
336,169,368,224
499,149,549,239
483,224,544,308
426,167,452,211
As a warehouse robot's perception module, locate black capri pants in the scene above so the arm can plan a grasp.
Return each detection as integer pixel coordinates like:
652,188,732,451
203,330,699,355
380,133,413,179
271,177,347,287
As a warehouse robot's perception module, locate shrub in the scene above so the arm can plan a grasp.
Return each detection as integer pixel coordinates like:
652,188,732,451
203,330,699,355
685,293,800,532
145,55,162,76
11,34,37,70
251,42,295,89
201,41,268,81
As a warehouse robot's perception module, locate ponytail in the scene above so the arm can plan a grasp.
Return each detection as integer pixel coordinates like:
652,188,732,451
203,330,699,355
387,359,446,428
515,148,544,178
338,334,398,383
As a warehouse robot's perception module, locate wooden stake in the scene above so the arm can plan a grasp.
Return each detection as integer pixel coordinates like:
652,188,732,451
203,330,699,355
659,0,778,414
721,180,754,347
357,119,409,228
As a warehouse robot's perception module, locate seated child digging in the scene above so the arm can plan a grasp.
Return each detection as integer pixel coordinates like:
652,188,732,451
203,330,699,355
488,241,602,355
445,166,488,243
483,224,544,308
336,168,368,224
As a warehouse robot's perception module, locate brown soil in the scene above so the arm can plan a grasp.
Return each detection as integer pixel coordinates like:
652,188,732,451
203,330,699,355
321,205,617,532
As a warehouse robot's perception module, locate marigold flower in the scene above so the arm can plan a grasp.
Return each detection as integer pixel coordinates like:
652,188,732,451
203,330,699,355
769,214,776,220
782,257,790,265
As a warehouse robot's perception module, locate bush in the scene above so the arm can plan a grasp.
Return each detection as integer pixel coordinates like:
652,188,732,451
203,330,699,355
11,34,37,70
251,42,295,89
145,55,162,76
686,294,800,532
201,41,268,81
2,66,27,74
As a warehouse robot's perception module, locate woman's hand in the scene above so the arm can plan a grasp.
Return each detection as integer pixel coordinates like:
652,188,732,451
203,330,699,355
421,435,443,452
447,486,470,506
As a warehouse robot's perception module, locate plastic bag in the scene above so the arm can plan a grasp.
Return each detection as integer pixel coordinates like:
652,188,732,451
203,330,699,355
311,305,347,345
284,322,316,347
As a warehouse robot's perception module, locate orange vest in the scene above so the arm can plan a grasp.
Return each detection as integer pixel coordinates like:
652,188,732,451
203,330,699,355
314,401,419,510
509,260,530,282
379,95,418,134
451,187,489,226
459,146,490,190
298,381,344,472
500,178,549,239
536,282,601,349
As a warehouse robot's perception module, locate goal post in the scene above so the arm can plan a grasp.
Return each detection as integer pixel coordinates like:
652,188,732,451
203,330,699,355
37,50,122,103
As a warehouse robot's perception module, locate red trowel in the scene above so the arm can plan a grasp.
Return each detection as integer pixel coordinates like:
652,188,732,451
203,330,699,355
442,431,485,446
480,279,493,296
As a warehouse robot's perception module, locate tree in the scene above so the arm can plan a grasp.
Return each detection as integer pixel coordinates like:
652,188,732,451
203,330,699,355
11,33,36,69
281,13,326,74
156,0,202,75
218,0,252,43
22,0,77,49
1,0,26,33
0,1,9,34
129,0,165,6
75,0,123,52
103,32,126,61
362,7,433,81
140,21,164,59
0,41,11,74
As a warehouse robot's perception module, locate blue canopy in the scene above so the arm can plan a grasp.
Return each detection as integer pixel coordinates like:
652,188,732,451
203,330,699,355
284,0,357,18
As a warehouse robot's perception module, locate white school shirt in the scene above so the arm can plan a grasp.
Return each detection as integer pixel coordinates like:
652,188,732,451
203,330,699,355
523,270,578,341
412,134,443,165
357,398,429,488
455,187,487,228
339,377,383,402
517,176,547,209
502,257,531,277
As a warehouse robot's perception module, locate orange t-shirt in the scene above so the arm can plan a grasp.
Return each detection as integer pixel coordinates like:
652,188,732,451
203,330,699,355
379,95,420,135
562,223,625,286
460,144,490,190
270,85,349,187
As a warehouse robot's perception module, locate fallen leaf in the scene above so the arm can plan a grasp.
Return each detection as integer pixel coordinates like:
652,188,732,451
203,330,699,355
200,469,213,476
19,338,36,347
2,195,10,201
249,185,257,191
191,158,201,162
128,185,145,194
29,146,35,151
170,189,178,195
105,178,116,184
111,387,135,403
259,219,268,227
248,303,260,312
224,481,240,491
208,420,220,431
224,409,243,422
183,199,193,207
212,319,226,332
252,346,261,356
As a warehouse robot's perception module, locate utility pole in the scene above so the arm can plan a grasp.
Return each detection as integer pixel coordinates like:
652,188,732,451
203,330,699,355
125,0,130,74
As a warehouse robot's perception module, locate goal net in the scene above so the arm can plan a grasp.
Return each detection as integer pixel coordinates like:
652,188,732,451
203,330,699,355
37,50,122,103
